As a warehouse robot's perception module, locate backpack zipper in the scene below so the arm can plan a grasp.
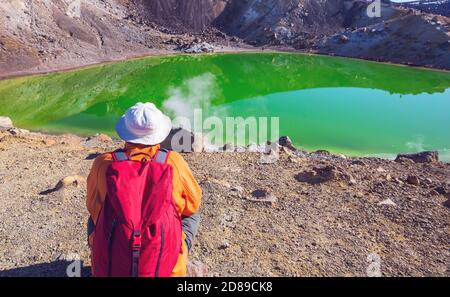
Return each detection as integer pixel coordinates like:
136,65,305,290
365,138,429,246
107,219,117,276
154,224,165,277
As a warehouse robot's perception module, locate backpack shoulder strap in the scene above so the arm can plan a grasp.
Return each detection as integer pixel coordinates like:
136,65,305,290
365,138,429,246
154,148,170,164
111,149,129,162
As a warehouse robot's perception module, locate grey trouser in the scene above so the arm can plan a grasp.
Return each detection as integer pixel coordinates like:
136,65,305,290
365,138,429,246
87,212,201,252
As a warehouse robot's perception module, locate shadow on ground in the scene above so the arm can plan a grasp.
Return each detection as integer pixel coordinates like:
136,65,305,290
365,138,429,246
0,261,91,277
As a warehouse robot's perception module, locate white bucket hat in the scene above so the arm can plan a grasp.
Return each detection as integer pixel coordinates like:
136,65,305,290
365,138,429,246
115,102,172,145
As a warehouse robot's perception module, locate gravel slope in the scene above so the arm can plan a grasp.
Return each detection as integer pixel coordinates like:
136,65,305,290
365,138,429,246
0,129,448,277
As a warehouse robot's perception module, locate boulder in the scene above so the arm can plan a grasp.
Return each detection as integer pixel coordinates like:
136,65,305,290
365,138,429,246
313,165,338,181
247,144,269,153
42,138,57,146
87,133,113,143
84,134,113,147
394,177,404,185
222,143,235,152
278,136,296,150
247,142,281,154
161,128,216,153
8,128,29,135
288,156,300,163
378,198,396,206
60,134,84,148
279,146,297,158
186,260,208,277
314,150,331,156
259,149,279,164
433,186,447,195
406,175,420,186
385,174,392,182
443,194,450,208
235,145,247,153
0,116,13,129
203,144,221,153
218,241,230,250
246,189,277,204
351,160,366,166
339,34,349,43
160,128,194,153
179,42,215,53
296,165,336,184
347,174,357,185
394,156,415,165
230,185,244,193
428,189,440,197
296,165,355,185
395,151,439,163
376,167,387,173
55,175,86,190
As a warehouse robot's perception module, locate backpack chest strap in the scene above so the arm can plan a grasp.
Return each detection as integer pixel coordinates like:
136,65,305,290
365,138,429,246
154,149,170,164
111,149,169,163
112,150,130,161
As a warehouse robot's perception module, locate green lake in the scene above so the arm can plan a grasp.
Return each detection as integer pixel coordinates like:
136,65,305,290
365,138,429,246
0,52,449,160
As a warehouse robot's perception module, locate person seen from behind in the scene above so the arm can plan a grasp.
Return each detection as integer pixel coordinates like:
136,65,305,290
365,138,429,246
86,102,202,277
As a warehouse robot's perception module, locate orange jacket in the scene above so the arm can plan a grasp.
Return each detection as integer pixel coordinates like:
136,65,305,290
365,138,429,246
86,143,202,276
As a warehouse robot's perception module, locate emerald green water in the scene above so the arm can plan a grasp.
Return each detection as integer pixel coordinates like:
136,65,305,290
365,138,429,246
0,53,449,160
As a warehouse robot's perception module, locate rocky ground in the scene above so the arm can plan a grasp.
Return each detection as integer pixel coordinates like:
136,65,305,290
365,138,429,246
401,0,450,17
0,127,448,277
1,0,450,79
317,6,450,69
0,1,449,277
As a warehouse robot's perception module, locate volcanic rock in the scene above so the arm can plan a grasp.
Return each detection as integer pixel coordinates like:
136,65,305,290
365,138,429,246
278,136,296,151
0,116,13,129
395,151,439,163
406,175,420,186
55,175,86,191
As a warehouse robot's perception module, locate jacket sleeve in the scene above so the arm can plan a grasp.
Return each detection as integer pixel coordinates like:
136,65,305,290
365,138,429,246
171,152,202,217
86,155,109,224
86,159,98,220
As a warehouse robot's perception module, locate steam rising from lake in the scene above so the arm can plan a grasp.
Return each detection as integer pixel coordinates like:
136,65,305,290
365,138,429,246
162,73,217,120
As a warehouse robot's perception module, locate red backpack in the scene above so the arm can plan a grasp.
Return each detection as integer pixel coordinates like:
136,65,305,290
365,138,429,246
92,149,182,277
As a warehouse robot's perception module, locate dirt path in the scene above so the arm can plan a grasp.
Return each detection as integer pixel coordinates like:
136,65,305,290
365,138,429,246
0,129,448,276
